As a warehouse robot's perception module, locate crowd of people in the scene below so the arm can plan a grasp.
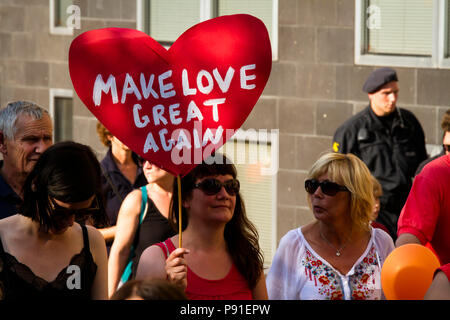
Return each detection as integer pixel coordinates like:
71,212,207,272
0,65,449,300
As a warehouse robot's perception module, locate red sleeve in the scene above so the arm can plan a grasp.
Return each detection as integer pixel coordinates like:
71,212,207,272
434,264,450,281
155,242,169,259
397,174,440,243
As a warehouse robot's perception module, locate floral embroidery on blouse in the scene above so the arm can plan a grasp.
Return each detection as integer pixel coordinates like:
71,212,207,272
301,245,380,300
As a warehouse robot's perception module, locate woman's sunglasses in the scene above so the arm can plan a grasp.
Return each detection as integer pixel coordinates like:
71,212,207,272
305,179,349,196
193,178,240,196
443,144,450,153
48,195,100,217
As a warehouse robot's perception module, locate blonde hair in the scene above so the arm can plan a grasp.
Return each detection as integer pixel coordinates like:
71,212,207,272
371,175,383,198
306,152,374,231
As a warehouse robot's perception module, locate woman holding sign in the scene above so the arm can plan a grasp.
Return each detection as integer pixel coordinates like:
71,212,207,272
135,153,267,300
266,153,394,300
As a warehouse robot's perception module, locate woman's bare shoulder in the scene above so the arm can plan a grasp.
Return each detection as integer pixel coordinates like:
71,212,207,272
135,243,167,280
0,215,21,237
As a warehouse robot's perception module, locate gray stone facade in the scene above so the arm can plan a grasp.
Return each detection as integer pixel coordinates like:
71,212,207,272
1,0,449,243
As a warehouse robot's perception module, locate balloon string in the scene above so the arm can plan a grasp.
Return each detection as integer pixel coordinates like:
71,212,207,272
177,175,182,249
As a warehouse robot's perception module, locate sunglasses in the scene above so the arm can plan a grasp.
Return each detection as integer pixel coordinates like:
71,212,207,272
305,179,349,196
443,144,450,153
193,178,240,196
48,195,100,217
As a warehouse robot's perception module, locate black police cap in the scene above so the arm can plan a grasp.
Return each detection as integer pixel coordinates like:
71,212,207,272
362,67,398,93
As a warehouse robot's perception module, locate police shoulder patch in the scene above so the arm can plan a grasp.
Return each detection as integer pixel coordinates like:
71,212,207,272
332,141,340,152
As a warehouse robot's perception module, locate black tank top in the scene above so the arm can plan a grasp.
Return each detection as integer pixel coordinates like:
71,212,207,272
131,197,176,277
0,224,97,300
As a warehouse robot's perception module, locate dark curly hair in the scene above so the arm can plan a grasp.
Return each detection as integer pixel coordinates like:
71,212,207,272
169,153,264,290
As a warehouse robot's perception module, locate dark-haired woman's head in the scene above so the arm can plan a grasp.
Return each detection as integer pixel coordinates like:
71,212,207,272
170,153,239,231
170,153,263,289
21,141,108,233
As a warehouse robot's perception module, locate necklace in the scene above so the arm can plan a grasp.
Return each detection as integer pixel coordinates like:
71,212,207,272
319,230,351,257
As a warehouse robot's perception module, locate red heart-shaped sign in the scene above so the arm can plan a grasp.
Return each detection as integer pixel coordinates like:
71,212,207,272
69,14,271,176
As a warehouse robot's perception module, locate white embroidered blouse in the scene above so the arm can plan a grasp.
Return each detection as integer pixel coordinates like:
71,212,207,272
266,227,394,300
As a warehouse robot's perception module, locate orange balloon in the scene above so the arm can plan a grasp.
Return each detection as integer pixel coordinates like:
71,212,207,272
381,244,441,300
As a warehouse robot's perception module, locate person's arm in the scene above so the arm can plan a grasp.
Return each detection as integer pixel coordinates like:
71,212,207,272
332,126,347,153
397,173,439,248
87,225,109,300
107,189,142,297
252,271,268,300
135,245,167,280
395,232,422,247
332,122,357,155
424,268,450,300
136,244,189,291
98,225,116,244
266,231,297,300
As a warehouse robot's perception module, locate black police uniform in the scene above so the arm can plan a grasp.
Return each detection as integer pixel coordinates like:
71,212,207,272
332,106,427,239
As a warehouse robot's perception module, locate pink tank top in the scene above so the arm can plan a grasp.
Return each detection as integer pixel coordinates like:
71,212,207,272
156,238,253,300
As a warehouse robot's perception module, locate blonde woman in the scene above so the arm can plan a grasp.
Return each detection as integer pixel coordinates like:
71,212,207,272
267,152,394,300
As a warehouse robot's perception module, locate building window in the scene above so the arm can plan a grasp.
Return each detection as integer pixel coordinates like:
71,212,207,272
217,0,274,40
218,129,279,268
50,89,73,142
142,0,201,46
447,2,450,57
49,0,75,35
355,0,450,68
441,0,450,66
365,0,432,56
137,0,278,60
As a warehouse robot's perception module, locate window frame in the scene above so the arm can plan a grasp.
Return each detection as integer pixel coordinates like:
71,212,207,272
438,0,450,68
354,0,450,69
49,0,74,36
136,0,278,61
49,88,73,142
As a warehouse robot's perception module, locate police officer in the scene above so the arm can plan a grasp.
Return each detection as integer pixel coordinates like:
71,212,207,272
332,67,427,239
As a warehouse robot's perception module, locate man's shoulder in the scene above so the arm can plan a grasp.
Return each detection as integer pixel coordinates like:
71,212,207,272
398,107,421,122
0,165,22,219
99,148,119,173
415,152,444,176
398,107,415,116
0,214,20,232
334,107,370,134
422,154,450,175
397,107,426,134
0,169,15,197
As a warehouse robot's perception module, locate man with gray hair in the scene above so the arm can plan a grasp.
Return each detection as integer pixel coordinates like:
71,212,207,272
0,101,53,219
